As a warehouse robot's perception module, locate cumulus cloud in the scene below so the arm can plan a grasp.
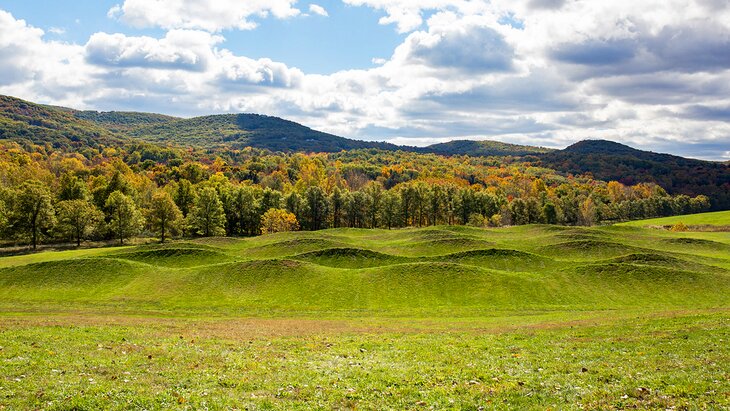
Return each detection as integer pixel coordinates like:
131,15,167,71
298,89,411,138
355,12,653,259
108,0,301,31
85,30,223,71
215,51,305,88
402,20,515,73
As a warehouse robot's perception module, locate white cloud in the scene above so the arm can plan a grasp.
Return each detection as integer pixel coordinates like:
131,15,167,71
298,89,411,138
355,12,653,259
309,4,329,17
48,27,66,35
214,50,305,88
85,30,223,71
107,0,301,31
394,13,515,73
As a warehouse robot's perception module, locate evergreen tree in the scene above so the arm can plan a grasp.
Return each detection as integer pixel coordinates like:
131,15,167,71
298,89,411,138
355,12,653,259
363,182,383,228
509,198,529,225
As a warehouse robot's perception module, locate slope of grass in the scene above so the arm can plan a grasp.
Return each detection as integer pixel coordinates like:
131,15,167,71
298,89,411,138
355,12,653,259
0,224,726,315
617,210,730,227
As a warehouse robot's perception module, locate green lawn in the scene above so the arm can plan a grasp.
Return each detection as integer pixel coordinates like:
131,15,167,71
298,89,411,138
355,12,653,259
617,210,730,227
0,222,728,409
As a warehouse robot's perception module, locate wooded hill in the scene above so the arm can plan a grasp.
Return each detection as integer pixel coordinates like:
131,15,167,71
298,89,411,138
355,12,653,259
1,94,728,210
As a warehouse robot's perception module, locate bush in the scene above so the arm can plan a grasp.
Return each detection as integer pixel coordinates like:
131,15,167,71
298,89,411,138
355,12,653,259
670,222,688,232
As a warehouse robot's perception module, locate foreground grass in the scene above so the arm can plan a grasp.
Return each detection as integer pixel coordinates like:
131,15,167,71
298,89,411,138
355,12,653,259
0,222,727,409
0,311,726,410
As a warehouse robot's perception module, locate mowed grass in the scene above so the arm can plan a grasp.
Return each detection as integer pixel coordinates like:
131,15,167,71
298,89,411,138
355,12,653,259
0,218,728,409
617,210,730,227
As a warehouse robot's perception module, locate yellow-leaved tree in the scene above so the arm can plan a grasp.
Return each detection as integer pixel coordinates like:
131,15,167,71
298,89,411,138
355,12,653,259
260,208,299,235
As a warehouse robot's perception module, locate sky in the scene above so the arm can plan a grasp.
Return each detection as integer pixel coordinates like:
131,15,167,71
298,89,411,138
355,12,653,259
1,0,729,160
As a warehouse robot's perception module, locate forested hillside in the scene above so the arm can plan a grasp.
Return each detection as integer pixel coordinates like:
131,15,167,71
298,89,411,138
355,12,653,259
0,94,725,249
0,96,126,151
542,140,730,210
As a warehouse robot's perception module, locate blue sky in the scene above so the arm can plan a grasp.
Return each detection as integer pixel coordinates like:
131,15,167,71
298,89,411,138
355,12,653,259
0,0,405,74
0,0,729,160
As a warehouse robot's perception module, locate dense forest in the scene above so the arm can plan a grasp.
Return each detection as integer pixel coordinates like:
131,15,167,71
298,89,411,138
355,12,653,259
0,138,710,248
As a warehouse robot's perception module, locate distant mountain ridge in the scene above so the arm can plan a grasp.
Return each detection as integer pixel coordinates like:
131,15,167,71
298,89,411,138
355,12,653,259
125,113,408,152
1,94,727,209
421,139,552,156
543,140,729,209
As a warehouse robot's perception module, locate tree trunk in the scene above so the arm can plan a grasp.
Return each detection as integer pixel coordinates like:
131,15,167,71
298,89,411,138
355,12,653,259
32,223,37,250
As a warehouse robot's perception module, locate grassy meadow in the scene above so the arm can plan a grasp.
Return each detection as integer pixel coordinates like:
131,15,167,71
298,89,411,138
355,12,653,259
617,210,730,228
0,221,728,409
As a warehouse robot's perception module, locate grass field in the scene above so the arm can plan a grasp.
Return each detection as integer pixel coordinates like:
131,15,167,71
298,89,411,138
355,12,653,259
0,222,728,409
617,210,730,228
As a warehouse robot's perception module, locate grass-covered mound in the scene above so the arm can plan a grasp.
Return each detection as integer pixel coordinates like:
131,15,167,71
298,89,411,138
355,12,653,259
0,224,726,315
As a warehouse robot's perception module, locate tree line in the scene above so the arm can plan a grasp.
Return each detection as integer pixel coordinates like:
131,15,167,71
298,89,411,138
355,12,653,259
0,161,710,248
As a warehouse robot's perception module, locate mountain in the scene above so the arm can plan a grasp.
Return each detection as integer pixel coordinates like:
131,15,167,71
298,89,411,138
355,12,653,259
71,110,178,133
542,140,730,210
0,95,610,158
0,95,125,150
124,113,408,152
423,139,553,156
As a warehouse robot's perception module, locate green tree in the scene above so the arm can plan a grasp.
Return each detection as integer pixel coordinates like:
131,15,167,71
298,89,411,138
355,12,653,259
364,182,383,228
236,186,261,236
173,178,196,218
345,191,367,228
543,202,558,224
147,191,183,243
11,180,56,249
379,190,400,229
304,186,328,230
58,173,89,201
105,191,145,245
189,187,226,237
56,199,103,246
509,198,529,225
330,187,345,228
284,191,304,225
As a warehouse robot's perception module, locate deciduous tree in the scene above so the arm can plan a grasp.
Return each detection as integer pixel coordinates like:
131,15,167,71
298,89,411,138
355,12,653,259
11,180,56,249
260,208,299,234
105,191,144,245
189,187,226,237
147,191,183,243
56,199,103,246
